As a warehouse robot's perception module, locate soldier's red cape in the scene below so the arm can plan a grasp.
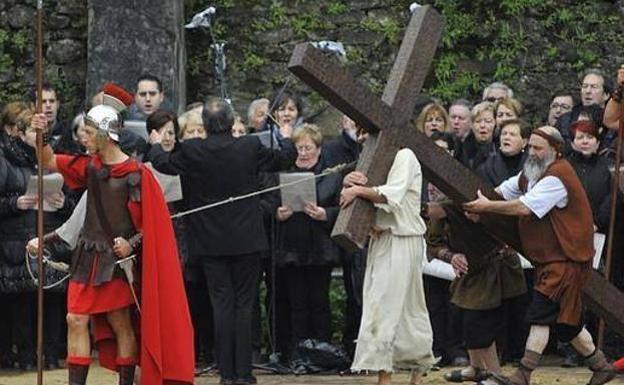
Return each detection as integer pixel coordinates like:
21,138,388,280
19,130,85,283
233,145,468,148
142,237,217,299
72,157,195,384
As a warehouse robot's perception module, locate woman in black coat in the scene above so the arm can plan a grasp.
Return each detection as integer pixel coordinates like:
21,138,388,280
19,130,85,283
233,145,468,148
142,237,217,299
456,101,497,171
567,120,617,233
477,119,529,187
0,107,76,369
275,124,342,358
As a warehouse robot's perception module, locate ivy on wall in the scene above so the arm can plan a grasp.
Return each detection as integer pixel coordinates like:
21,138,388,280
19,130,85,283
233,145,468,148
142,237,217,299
1,0,623,126
184,0,624,124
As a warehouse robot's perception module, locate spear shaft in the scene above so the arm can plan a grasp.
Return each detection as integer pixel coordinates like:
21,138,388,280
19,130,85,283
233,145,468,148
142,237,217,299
598,76,624,349
35,1,45,383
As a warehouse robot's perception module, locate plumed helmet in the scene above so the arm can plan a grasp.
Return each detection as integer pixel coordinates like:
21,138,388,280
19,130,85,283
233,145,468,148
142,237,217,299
85,83,134,142
84,104,122,142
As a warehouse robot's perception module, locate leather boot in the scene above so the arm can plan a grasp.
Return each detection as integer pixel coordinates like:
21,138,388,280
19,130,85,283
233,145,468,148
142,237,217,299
489,350,541,385
585,350,616,385
68,363,89,385
118,364,136,385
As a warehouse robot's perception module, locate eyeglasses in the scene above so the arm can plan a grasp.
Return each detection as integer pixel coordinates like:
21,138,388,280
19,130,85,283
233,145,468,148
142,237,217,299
485,97,504,103
296,145,317,153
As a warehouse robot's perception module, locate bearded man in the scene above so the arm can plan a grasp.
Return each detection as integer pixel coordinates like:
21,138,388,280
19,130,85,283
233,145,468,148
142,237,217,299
30,87,194,385
464,126,615,385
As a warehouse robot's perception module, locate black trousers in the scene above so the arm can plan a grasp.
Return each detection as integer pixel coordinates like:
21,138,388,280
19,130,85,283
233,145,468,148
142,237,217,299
0,293,13,365
281,265,332,347
43,291,65,364
185,268,215,365
202,253,260,380
424,275,465,362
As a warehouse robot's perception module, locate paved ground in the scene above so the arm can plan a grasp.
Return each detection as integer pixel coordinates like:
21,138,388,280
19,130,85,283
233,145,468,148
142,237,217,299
0,365,623,385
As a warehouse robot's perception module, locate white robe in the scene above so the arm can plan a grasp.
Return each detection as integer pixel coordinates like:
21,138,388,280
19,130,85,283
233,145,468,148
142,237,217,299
351,148,435,373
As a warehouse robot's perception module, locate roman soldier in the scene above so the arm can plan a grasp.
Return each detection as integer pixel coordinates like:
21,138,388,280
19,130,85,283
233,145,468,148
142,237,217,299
29,84,194,385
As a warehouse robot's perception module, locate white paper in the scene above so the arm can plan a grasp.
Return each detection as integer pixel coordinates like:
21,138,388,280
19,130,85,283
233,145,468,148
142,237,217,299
144,162,183,202
25,173,64,212
423,258,456,281
518,255,533,269
593,232,606,270
123,120,148,141
250,130,272,148
279,172,317,212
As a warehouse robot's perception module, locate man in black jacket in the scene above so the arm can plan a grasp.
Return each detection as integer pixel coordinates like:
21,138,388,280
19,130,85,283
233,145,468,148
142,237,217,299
149,98,296,385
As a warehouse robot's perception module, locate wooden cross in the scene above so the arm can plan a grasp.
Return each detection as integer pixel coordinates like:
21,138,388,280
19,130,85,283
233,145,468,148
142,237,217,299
288,5,624,336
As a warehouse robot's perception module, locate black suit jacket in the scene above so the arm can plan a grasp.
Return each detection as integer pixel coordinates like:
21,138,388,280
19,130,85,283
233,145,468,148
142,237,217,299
149,133,296,257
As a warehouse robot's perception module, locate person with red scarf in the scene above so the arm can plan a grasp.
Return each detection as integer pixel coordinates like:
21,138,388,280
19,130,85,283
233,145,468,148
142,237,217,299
29,85,194,385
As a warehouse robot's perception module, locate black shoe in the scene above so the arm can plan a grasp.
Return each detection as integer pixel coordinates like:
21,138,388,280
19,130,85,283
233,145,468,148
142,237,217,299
451,356,469,367
219,378,236,385
234,375,258,385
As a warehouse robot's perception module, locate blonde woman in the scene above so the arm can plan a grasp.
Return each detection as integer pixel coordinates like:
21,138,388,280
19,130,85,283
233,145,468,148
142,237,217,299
414,103,450,137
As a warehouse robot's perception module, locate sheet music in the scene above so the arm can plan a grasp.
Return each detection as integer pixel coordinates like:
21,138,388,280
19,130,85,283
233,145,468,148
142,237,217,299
279,172,316,212
144,162,183,202
124,120,148,141
25,173,64,212
250,130,272,148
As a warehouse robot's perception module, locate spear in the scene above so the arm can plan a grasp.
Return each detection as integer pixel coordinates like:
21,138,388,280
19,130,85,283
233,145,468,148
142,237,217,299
598,67,624,349
35,0,45,383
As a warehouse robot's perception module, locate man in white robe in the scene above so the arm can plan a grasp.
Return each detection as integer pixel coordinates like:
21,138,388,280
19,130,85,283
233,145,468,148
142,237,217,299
340,142,435,385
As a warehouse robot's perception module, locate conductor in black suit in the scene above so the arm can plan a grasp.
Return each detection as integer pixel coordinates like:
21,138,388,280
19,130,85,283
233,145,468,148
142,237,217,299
149,98,296,384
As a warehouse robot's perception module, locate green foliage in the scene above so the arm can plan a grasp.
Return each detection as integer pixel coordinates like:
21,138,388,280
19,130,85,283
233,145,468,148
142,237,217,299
360,17,401,45
0,27,30,104
181,0,624,123
327,2,348,16
243,51,267,70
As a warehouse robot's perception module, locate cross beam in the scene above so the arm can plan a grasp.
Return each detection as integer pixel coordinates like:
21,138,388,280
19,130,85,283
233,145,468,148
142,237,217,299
287,5,624,336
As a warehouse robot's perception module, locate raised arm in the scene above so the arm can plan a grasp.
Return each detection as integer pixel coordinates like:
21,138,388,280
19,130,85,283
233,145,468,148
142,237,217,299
31,113,58,171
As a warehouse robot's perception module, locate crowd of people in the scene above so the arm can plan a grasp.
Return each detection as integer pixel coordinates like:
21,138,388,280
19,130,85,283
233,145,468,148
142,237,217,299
0,65,623,385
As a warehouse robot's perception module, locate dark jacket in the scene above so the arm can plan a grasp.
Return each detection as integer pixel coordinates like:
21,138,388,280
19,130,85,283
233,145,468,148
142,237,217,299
322,130,360,167
148,132,296,257
568,150,620,232
0,132,75,292
275,155,342,267
456,132,496,171
477,150,527,187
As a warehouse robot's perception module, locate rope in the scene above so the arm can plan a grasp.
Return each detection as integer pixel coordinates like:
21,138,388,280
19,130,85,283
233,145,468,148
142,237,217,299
170,161,353,219
25,249,71,290
25,160,354,290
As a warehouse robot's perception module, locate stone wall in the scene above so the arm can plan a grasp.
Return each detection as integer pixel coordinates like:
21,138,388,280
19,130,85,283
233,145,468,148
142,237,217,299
2,0,624,128
0,0,86,117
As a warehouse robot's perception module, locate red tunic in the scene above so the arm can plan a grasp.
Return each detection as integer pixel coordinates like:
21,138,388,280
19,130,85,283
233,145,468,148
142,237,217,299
57,155,138,314
56,154,194,384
